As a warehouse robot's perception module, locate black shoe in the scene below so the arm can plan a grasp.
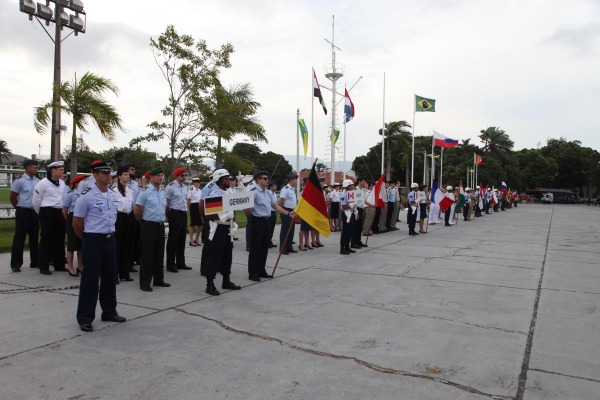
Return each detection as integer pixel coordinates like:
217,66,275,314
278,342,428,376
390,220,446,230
346,247,356,253
80,323,93,332
205,282,220,296
282,251,289,255
351,244,361,249
340,249,350,255
129,267,138,273
248,276,261,282
153,281,171,287
120,277,134,282
177,265,192,270
101,315,127,323
409,231,418,236
11,267,21,272
259,273,273,279
222,281,241,290
445,223,451,226
359,242,368,247
40,269,52,275
140,286,153,292
54,267,68,272
166,267,179,273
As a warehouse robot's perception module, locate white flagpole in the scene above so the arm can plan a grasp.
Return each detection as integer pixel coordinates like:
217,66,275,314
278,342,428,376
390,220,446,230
411,94,416,185
423,150,426,185
296,108,300,198
343,119,347,180
311,68,315,162
440,147,444,186
381,72,385,176
430,133,435,187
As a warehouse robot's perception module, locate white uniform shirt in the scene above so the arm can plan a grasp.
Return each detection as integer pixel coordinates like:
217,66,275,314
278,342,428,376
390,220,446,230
187,186,202,203
112,183,134,213
32,178,66,212
418,191,428,204
77,175,96,194
330,189,340,202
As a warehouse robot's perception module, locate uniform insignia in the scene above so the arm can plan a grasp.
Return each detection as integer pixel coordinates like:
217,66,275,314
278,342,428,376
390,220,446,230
81,188,92,195
250,187,256,191
169,181,175,186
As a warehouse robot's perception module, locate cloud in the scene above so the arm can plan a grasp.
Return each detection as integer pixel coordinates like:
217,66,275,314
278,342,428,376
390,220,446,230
546,23,600,55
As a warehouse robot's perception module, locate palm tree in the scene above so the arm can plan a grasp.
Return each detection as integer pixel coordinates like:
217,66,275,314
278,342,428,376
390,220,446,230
479,127,514,162
206,82,266,168
378,120,412,180
0,140,12,164
34,72,124,178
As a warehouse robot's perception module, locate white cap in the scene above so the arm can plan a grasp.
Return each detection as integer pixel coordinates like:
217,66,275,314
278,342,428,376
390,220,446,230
476,185,480,189
212,169,230,182
411,183,419,188
47,161,64,168
342,179,354,188
446,185,453,191
487,188,491,191
333,182,340,186
465,187,471,191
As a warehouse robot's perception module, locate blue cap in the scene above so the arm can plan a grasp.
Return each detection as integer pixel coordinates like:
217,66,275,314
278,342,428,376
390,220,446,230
287,173,299,180
267,179,277,186
318,177,325,182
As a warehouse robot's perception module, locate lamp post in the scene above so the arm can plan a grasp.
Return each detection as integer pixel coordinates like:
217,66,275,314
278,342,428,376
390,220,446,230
19,0,86,162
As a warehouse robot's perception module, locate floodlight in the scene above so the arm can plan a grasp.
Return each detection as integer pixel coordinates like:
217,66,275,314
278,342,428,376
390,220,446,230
36,3,53,20
70,14,84,31
70,0,84,12
57,0,69,6
60,11,69,26
20,0,36,14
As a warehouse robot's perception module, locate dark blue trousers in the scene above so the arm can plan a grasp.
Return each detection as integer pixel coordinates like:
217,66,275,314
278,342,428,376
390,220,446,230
340,211,354,248
77,233,118,325
10,207,39,269
279,208,295,251
205,224,233,280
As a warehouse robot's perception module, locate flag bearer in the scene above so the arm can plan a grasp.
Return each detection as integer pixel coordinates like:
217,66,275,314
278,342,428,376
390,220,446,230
279,174,298,255
407,183,419,236
339,179,356,254
351,177,368,248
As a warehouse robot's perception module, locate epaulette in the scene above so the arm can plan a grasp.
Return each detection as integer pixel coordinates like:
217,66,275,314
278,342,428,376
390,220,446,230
169,181,175,186
108,187,116,193
285,185,290,189
140,188,147,191
81,188,92,195
250,187,256,191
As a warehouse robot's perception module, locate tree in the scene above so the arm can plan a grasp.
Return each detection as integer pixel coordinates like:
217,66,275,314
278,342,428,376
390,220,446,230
378,121,412,180
130,25,234,174
540,138,588,189
61,137,102,173
261,151,292,186
206,83,266,167
231,142,262,165
514,149,557,189
34,72,123,178
0,140,12,163
478,127,514,163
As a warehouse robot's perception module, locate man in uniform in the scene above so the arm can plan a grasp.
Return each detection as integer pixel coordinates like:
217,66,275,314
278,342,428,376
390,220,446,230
339,179,357,255
202,169,241,295
125,163,142,271
418,184,429,233
463,187,472,221
245,174,258,251
444,186,455,226
165,167,191,272
351,177,368,249
385,181,396,231
134,167,171,292
474,186,482,217
32,160,67,274
407,183,419,236
77,160,103,194
10,159,40,272
244,171,295,281
73,161,126,332
267,180,278,248
391,181,401,229
279,173,298,255
187,177,202,246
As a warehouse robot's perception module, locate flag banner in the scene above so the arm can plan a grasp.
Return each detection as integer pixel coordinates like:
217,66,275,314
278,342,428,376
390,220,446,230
492,188,498,205
431,179,454,211
478,185,484,209
501,181,508,194
476,155,483,165
344,88,355,122
512,189,519,199
204,192,254,215
457,180,466,213
298,118,309,158
295,162,330,236
367,174,387,208
433,130,459,148
313,68,327,115
333,128,340,146
415,94,436,112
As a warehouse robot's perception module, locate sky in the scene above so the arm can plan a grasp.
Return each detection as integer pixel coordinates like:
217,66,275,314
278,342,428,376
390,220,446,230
1,0,599,170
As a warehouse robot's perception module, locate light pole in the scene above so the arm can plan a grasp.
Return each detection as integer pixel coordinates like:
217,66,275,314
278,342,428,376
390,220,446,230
19,0,86,162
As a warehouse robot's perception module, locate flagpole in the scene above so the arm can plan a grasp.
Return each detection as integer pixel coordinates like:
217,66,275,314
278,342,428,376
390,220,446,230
423,150,427,185
430,132,434,187
311,68,315,163
411,94,416,185
343,84,347,181
440,147,444,186
381,72,385,176
296,108,300,198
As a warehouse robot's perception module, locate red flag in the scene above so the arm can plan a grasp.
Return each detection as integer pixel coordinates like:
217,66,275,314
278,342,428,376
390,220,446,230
476,155,483,165
367,174,386,208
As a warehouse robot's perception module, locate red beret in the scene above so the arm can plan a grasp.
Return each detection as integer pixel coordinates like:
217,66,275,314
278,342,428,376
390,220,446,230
174,167,186,177
144,171,151,180
70,175,84,185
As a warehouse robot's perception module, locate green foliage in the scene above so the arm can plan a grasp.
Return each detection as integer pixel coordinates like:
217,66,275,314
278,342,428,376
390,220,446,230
0,140,12,163
229,143,292,185
479,127,514,164
513,149,557,189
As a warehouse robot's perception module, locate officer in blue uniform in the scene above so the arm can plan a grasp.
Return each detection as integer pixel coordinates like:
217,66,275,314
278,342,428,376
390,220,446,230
134,167,171,292
72,161,126,332
267,180,278,247
10,159,40,272
165,167,191,272
203,169,242,295
278,174,298,254
244,170,295,281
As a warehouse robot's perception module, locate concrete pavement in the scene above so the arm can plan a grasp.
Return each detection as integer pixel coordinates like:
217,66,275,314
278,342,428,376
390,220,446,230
0,204,598,399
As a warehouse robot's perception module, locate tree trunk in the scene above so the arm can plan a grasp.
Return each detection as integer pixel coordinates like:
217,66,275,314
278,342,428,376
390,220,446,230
216,134,223,169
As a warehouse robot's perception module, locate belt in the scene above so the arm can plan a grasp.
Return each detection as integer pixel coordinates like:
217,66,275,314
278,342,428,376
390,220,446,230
216,220,232,226
143,220,165,226
85,233,113,238
252,216,270,220
169,209,187,213
16,206,35,211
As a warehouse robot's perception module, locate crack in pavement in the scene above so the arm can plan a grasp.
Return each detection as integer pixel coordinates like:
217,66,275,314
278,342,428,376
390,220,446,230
173,307,512,400
528,368,600,384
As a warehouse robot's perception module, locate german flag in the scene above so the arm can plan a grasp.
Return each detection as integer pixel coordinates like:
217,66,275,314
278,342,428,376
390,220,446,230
295,162,330,237
205,196,223,214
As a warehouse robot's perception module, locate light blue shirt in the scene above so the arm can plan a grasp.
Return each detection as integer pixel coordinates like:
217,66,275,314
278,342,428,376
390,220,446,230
251,186,276,217
201,181,217,200
135,185,167,222
245,181,257,192
11,173,39,208
279,184,297,209
73,185,118,234
387,187,395,202
128,180,140,202
62,189,78,213
408,190,417,206
77,175,96,194
165,180,188,211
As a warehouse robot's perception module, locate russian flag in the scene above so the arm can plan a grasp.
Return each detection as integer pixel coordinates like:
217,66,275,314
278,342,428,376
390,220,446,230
433,130,459,148
501,181,508,194
344,88,354,122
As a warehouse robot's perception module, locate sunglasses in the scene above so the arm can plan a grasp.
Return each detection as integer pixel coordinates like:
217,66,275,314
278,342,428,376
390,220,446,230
259,177,268,180
179,174,187,177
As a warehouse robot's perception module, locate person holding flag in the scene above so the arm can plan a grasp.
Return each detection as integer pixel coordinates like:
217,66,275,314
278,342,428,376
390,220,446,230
339,179,357,255
407,183,419,236
444,186,456,226
418,184,429,234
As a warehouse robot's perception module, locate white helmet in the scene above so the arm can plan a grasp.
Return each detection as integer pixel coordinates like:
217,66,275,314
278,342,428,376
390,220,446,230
465,187,471,191
476,185,480,189
411,183,419,188
446,185,453,191
342,179,354,188
212,169,230,182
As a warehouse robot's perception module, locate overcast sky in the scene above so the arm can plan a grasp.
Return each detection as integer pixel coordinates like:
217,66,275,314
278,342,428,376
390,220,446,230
1,0,599,168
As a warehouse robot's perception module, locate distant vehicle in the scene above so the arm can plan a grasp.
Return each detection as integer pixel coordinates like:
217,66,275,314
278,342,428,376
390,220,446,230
542,193,553,204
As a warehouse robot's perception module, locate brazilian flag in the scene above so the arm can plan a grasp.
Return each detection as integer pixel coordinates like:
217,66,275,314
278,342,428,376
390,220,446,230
415,95,436,112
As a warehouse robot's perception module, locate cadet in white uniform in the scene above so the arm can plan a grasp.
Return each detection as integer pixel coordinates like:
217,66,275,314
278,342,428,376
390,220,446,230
278,174,298,254
187,177,202,246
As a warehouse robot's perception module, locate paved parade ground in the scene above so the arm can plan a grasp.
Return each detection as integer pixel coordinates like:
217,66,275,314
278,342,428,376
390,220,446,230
0,204,598,399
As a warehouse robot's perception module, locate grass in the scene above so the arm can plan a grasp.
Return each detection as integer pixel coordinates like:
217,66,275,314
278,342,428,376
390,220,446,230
0,188,10,204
